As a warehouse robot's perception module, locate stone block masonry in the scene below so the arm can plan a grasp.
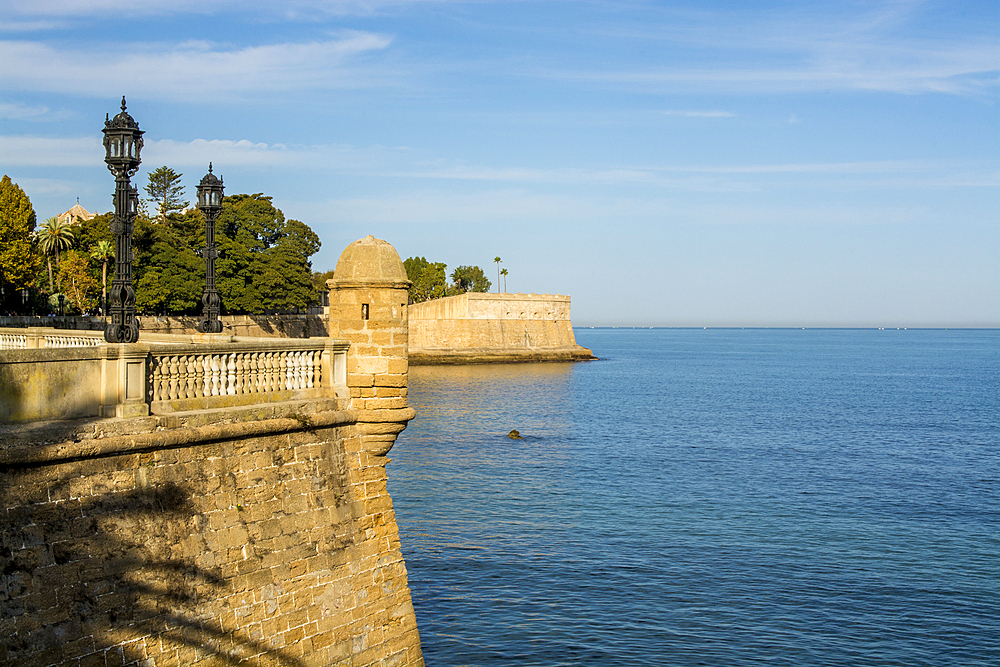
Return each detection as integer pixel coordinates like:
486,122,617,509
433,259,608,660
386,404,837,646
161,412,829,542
0,403,420,666
0,235,424,666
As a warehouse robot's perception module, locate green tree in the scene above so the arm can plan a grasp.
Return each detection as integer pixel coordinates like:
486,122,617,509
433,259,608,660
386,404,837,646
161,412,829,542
403,256,451,302
493,256,502,293
132,215,203,314
90,240,114,311
256,219,321,311
37,216,75,292
0,175,43,299
144,166,188,221
500,267,508,293
74,212,113,252
215,194,321,313
414,262,448,302
403,256,430,284
312,269,336,293
57,250,100,314
451,265,491,293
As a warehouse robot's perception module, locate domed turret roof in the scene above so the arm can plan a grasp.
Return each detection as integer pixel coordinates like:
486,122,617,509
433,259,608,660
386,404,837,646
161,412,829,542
330,235,409,288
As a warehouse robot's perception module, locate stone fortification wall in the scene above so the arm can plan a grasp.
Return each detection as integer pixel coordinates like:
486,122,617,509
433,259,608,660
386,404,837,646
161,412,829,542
407,293,594,364
0,400,421,667
0,235,424,667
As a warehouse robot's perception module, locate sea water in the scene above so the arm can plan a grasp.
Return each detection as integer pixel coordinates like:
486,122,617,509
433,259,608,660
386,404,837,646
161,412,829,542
387,329,999,666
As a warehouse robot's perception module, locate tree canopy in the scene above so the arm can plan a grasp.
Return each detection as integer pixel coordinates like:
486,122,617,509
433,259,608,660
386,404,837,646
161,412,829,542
451,265,491,293
403,257,491,303
214,193,320,313
124,193,322,315
133,212,204,314
144,166,188,220
0,175,43,293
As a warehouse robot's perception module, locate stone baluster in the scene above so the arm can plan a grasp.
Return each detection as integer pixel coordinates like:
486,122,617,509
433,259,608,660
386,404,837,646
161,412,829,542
292,351,303,389
269,352,279,392
309,350,321,388
202,355,212,397
186,355,198,399
280,352,289,391
168,356,180,400
151,356,164,401
190,354,202,398
210,354,221,396
248,352,259,394
227,353,237,395
176,355,189,399
259,353,270,392
234,353,245,394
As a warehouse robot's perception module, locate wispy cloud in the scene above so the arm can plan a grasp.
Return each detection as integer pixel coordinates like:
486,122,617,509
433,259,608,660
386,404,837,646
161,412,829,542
0,101,70,120
5,135,996,192
660,110,736,118
535,3,1000,96
0,135,412,172
0,0,432,18
0,20,64,31
540,51,999,96
0,135,102,166
0,32,394,101
295,189,947,229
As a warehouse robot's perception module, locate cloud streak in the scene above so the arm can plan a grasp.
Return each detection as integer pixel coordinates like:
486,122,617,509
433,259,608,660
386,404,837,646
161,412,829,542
5,134,995,191
660,110,736,118
0,33,394,101
0,0,434,18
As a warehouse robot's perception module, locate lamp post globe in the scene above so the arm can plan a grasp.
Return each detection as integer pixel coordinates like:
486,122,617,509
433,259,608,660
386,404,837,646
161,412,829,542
102,97,144,343
196,163,225,334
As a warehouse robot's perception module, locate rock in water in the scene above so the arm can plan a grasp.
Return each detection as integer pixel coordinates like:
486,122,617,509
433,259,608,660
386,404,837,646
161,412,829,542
507,429,523,440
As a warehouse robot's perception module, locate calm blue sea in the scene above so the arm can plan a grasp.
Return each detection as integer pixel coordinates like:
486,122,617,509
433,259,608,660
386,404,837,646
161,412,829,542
388,329,999,667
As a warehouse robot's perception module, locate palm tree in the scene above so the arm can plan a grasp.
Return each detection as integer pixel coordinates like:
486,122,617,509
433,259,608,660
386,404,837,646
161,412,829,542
494,256,502,293
90,240,114,314
500,268,508,293
37,217,75,293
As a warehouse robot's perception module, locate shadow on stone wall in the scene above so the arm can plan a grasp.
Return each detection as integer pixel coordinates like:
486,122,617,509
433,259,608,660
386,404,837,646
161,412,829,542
0,478,304,666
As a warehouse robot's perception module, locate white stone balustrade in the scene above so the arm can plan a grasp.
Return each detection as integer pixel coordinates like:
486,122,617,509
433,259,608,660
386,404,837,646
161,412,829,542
0,328,105,349
146,345,338,412
0,327,349,422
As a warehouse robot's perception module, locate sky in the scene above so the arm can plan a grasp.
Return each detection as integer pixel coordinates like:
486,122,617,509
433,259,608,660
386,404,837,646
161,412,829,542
1,0,997,327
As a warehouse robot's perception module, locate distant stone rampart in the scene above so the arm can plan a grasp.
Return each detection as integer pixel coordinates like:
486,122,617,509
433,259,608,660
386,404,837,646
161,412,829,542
407,292,595,364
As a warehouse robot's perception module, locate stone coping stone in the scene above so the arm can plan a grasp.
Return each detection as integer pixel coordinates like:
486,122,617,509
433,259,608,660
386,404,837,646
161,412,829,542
0,397,349,466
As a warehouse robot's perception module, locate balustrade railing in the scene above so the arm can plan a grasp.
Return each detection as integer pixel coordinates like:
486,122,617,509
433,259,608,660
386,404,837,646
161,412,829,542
0,333,27,349
149,348,326,403
1,327,349,420
0,328,105,349
44,334,103,348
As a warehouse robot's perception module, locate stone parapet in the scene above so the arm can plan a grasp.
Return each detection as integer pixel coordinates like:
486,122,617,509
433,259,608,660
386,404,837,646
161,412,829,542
0,329,349,422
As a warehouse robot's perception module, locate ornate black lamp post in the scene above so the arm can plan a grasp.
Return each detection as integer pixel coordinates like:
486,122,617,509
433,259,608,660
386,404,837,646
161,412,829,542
196,164,225,334
102,97,143,343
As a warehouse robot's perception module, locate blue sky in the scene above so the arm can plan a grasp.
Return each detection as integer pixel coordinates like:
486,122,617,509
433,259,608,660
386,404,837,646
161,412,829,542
1,0,997,326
